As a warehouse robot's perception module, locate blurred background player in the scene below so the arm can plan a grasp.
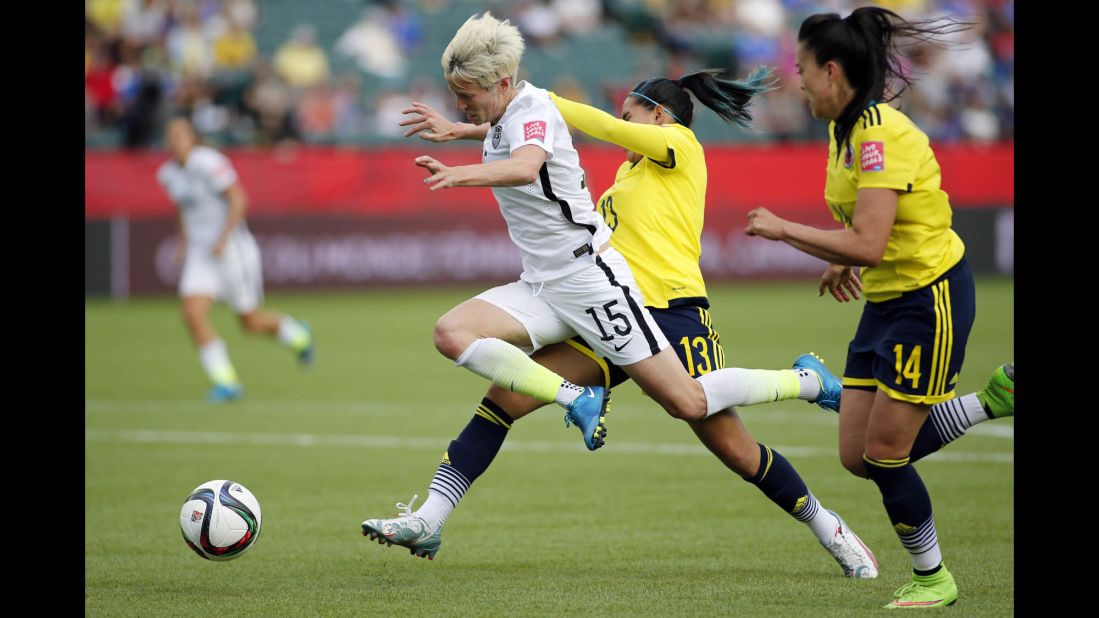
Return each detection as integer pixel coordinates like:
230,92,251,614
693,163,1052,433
156,115,315,402
744,6,1012,608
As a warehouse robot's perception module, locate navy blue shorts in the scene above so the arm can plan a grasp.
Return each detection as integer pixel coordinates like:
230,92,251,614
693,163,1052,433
572,302,725,387
843,258,976,405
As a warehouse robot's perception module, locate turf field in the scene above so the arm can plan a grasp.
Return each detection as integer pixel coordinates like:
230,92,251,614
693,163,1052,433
85,279,1013,616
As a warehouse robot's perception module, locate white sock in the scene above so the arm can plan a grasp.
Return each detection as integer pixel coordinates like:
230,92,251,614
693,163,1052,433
794,368,823,401
927,393,985,444
455,338,569,404
790,494,841,544
277,315,309,350
416,491,455,531
899,516,943,572
199,338,239,386
697,368,802,416
554,382,585,407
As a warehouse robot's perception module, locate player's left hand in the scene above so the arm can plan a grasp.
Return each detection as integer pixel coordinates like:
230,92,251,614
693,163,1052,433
401,102,462,142
819,264,862,302
211,237,228,257
416,155,462,190
745,207,786,240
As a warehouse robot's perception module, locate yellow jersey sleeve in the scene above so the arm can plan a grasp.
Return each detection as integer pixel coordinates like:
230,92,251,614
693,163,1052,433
550,93,674,164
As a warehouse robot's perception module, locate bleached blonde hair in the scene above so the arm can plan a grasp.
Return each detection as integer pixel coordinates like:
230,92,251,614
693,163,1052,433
440,12,525,89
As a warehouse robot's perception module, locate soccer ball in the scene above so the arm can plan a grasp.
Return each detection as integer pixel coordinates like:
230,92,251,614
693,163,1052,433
179,480,262,561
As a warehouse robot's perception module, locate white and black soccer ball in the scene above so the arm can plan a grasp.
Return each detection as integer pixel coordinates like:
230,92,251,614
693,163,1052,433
179,480,262,561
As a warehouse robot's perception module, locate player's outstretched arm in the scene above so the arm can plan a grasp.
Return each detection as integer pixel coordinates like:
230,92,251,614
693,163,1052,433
401,101,489,142
416,145,547,191
549,92,671,164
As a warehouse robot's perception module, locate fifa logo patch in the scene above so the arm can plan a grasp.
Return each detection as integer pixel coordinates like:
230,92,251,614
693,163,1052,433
843,142,854,169
492,125,502,149
860,141,884,171
191,509,204,522
523,120,547,143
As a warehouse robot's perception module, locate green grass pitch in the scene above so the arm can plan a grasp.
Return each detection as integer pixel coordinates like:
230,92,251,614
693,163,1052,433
85,279,1013,616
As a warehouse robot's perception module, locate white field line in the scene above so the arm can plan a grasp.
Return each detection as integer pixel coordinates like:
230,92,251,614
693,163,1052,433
84,428,1013,464
84,399,1014,438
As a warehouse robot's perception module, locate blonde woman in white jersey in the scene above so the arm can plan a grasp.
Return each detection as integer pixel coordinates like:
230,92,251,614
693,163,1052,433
156,116,315,402
360,13,843,561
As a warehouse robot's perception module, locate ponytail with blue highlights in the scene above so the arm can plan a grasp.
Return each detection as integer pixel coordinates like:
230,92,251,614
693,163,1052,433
629,66,777,129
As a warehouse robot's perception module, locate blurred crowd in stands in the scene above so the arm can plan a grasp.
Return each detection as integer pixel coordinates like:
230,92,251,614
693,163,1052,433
85,0,1014,148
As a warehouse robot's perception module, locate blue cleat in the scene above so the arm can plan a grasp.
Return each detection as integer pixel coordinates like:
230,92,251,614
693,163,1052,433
793,353,841,413
207,383,243,403
564,386,610,451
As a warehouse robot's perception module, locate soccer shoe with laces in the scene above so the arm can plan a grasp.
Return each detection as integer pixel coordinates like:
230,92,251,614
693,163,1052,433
976,363,1013,419
563,386,610,451
207,383,243,403
884,564,958,609
361,495,442,560
821,509,878,579
793,353,842,413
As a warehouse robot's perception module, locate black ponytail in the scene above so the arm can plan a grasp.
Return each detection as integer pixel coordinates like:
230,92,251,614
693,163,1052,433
629,67,775,129
798,6,970,158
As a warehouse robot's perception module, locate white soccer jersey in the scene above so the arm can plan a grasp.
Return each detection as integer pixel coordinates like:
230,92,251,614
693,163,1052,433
483,81,612,283
156,146,251,249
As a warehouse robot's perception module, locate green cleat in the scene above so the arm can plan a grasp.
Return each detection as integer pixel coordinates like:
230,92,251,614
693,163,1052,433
360,495,442,560
976,363,1014,419
884,564,958,609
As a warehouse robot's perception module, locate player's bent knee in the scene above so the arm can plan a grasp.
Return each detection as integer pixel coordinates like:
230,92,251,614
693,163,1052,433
651,378,707,420
433,318,472,361
863,431,915,462
840,451,870,478
664,398,706,421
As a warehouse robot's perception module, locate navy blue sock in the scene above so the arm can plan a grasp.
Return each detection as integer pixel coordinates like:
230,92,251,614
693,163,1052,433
864,455,942,572
428,398,514,507
749,443,822,524
909,419,945,463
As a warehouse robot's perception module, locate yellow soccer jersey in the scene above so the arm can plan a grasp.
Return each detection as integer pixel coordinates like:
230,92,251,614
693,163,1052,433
551,93,708,308
824,103,965,301
595,123,708,308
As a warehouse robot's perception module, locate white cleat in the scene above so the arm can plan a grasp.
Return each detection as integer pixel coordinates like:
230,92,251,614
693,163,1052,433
822,510,878,579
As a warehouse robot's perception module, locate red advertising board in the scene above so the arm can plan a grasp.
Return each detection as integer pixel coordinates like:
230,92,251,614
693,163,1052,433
85,143,1013,219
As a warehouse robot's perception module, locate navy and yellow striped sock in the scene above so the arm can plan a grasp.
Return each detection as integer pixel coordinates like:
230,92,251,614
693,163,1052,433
749,443,837,543
416,398,514,530
863,455,943,573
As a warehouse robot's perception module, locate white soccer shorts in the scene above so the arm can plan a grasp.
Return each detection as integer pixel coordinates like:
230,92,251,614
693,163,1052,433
475,247,669,366
179,233,264,314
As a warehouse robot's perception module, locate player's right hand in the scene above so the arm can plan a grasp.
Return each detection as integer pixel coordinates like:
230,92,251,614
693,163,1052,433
819,264,861,302
401,102,463,142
